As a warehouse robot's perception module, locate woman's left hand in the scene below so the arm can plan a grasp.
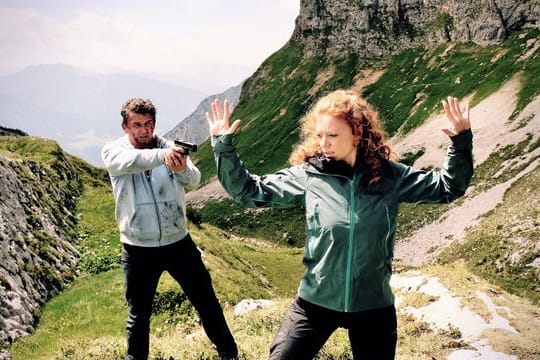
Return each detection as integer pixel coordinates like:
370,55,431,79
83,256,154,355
206,99,241,136
441,96,471,137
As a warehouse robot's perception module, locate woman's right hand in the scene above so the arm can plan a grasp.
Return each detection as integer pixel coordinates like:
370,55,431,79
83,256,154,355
206,99,241,136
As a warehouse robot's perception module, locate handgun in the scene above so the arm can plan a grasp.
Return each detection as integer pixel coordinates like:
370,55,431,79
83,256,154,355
174,140,198,155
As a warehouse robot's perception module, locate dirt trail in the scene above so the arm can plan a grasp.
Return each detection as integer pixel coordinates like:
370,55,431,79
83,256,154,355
391,271,530,360
393,79,540,265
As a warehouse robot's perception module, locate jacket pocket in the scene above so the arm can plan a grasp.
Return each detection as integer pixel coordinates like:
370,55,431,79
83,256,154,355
125,202,160,240
159,200,184,238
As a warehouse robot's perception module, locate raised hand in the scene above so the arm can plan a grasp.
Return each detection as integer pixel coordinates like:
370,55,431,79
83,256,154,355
441,96,471,137
205,99,241,136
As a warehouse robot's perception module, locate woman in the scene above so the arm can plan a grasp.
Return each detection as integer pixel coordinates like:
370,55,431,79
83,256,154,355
206,90,473,359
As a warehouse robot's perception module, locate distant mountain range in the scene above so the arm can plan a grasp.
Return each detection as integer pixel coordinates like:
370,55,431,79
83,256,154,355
0,64,242,167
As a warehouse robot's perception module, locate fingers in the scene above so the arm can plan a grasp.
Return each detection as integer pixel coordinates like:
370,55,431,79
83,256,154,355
441,96,471,136
444,96,461,121
165,148,187,172
205,99,241,136
213,99,222,120
229,119,241,134
223,99,230,121
206,99,227,121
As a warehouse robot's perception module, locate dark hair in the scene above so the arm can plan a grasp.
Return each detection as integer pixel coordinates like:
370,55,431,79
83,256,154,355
120,98,156,126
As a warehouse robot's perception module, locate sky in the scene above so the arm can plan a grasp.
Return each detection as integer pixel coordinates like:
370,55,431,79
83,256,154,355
0,0,300,91
0,0,300,166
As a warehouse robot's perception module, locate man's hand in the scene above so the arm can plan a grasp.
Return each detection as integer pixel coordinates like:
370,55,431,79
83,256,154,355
441,96,471,137
164,147,187,172
205,99,241,136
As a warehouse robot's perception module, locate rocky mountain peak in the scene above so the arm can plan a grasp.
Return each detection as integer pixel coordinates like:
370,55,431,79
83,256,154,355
291,0,540,58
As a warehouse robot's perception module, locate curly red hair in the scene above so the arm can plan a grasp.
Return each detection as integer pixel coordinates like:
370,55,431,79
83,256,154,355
289,89,394,186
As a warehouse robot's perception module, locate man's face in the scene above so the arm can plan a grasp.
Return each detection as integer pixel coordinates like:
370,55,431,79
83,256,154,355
122,112,155,149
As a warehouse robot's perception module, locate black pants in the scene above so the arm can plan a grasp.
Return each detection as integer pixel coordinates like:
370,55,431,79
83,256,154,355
122,234,238,360
269,297,397,360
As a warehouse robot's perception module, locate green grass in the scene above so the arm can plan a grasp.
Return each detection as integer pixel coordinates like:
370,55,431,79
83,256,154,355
14,260,539,359
363,29,540,136
9,270,126,360
75,181,121,274
190,200,306,246
438,164,540,304
9,221,305,359
0,136,65,164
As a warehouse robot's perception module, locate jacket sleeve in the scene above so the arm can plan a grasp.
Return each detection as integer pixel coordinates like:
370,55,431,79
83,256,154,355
101,138,168,176
212,134,306,208
395,129,474,203
174,156,201,189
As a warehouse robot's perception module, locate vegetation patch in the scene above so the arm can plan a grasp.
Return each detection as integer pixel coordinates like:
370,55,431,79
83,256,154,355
438,164,540,304
189,199,306,246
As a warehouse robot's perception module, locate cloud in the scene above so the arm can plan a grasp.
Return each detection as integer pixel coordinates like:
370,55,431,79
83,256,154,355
68,129,115,151
0,2,299,76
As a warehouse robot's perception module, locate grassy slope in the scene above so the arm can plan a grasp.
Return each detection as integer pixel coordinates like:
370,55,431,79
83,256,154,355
7,29,540,359
194,29,540,302
439,163,540,302
193,29,540,184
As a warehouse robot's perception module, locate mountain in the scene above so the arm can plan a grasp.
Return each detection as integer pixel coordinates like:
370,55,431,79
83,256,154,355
0,64,206,167
292,0,539,58
164,83,243,145
148,62,255,95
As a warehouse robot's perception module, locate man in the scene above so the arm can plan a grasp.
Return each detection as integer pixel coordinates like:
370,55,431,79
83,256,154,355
102,98,238,360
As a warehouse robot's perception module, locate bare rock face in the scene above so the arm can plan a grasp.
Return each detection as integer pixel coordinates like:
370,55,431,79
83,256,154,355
291,0,540,58
164,83,243,145
0,147,82,350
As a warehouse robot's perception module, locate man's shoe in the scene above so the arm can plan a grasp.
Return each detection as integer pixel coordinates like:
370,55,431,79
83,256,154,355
219,355,239,360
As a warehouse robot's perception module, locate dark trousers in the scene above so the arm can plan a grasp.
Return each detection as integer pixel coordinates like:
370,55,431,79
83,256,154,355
121,234,238,360
269,297,397,360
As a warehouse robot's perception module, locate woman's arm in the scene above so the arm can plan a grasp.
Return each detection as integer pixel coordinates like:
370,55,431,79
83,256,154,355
208,100,306,208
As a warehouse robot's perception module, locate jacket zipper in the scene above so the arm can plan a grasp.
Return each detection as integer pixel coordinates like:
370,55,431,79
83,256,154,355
145,170,163,243
384,205,391,257
344,177,356,312
305,168,357,311
307,201,319,257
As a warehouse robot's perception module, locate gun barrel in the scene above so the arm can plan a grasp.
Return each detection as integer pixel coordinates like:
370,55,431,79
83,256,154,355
174,140,197,153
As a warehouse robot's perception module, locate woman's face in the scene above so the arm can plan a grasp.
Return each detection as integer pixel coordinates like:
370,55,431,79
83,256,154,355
315,114,360,167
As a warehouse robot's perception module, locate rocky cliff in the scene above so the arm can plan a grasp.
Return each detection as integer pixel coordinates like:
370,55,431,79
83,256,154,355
292,0,539,58
0,136,83,351
164,83,243,145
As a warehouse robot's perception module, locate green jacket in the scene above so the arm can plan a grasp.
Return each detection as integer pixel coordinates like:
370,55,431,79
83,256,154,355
212,130,473,312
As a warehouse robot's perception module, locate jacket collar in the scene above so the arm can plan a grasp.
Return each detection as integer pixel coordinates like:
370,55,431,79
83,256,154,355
306,154,359,179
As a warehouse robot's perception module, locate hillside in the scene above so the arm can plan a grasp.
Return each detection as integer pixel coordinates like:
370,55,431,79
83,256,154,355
4,39,538,359
0,135,109,354
1,0,539,359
